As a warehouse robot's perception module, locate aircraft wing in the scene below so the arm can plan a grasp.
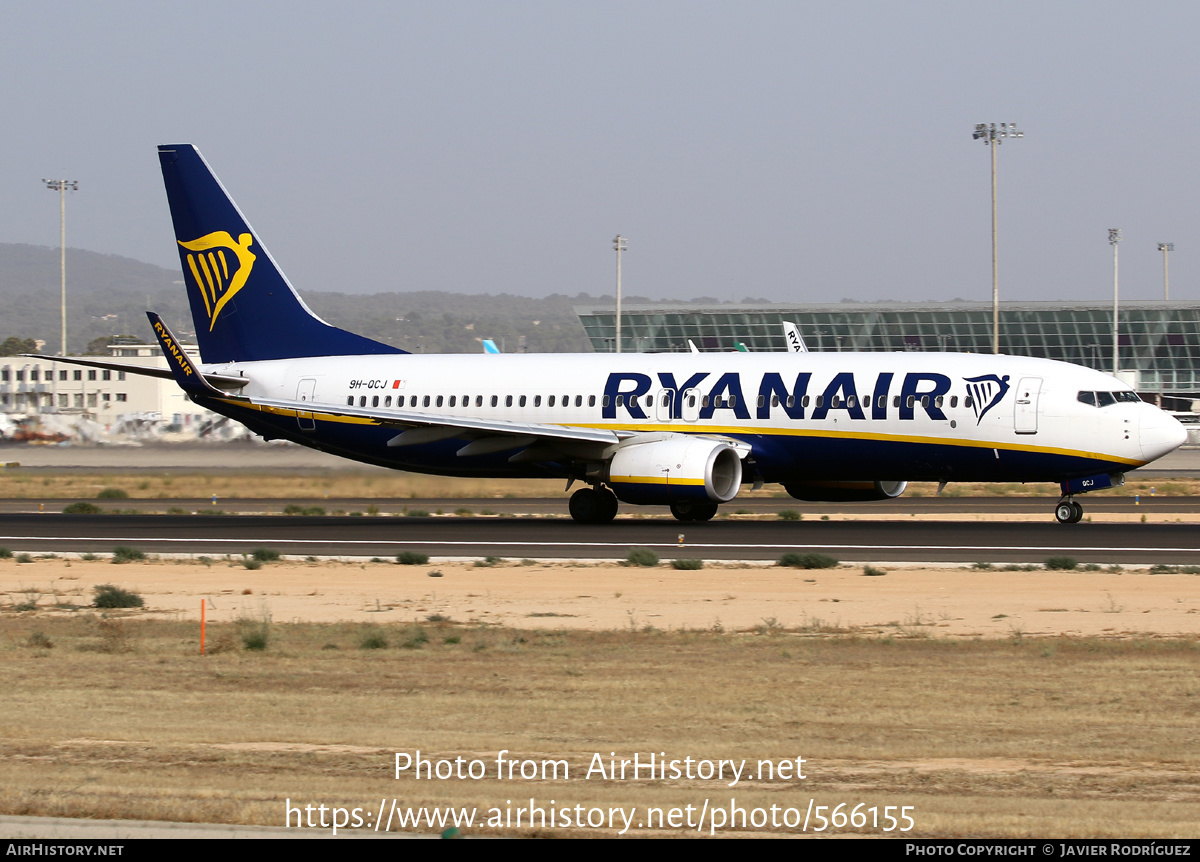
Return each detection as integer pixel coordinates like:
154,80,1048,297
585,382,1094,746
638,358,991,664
24,353,249,391
241,394,629,452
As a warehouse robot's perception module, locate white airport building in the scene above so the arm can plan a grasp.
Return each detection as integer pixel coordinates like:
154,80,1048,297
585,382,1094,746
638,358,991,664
0,340,215,432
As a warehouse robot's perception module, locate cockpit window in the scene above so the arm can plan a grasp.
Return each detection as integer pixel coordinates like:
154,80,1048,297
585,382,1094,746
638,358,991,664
1079,390,1140,408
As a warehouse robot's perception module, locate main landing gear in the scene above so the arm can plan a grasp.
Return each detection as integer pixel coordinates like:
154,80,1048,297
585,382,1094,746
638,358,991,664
1054,498,1084,524
670,501,718,522
569,485,619,524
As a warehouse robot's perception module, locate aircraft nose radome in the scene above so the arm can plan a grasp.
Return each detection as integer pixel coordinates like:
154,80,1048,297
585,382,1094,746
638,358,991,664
1139,408,1188,463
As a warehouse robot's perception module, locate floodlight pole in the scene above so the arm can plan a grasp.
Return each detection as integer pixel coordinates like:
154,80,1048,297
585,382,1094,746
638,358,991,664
613,235,627,353
1158,243,1174,300
973,123,1023,355
42,179,78,358
1110,229,1121,377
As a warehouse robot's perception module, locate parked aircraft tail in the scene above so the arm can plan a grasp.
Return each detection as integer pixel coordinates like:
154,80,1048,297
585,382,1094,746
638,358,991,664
157,144,405,364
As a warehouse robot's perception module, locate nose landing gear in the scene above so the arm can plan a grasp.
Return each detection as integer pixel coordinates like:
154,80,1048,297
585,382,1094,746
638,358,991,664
1054,498,1084,524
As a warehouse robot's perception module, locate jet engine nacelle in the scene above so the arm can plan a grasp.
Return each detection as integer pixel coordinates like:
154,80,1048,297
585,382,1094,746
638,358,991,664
783,480,908,502
605,436,743,506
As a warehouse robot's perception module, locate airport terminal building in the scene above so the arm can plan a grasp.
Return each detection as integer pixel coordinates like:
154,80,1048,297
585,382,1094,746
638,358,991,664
576,299,1200,402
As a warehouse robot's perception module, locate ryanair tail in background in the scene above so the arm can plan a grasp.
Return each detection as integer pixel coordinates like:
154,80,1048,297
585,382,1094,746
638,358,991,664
158,144,405,364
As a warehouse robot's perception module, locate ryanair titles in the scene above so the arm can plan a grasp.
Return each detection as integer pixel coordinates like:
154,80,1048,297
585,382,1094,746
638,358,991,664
601,370,988,422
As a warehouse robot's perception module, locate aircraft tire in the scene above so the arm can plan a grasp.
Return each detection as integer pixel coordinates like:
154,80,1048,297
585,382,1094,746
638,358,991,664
570,487,617,524
671,501,719,522
670,502,696,522
1070,501,1084,523
1055,500,1076,524
597,487,619,523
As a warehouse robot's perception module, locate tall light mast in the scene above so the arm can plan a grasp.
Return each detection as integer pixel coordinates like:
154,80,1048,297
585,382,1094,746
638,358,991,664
613,234,627,353
972,122,1023,355
1158,242,1174,300
1110,228,1121,376
42,178,79,357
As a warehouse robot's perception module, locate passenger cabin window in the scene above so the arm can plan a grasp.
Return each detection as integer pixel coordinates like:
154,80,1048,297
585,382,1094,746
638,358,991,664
588,395,596,407
506,395,513,407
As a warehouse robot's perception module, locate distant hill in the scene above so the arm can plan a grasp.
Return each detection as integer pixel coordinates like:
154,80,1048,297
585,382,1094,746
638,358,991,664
0,243,597,354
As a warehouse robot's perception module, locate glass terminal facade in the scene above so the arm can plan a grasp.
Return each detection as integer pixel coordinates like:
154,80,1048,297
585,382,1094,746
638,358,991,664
576,301,1200,396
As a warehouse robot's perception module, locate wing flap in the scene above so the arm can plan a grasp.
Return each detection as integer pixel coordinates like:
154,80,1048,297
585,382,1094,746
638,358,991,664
243,395,623,448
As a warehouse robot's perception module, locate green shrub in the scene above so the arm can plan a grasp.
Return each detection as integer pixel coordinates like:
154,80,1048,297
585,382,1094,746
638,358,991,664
0,547,12,558
671,558,704,570
404,509,430,518
63,501,102,515
863,565,886,576
96,488,129,499
624,547,660,567
111,546,145,564
251,548,281,562
242,558,263,570
360,633,388,650
778,552,838,569
778,510,801,521
92,583,145,609
283,504,325,516
396,551,430,565
242,630,269,651
400,628,429,649
1044,556,1078,571
474,556,504,568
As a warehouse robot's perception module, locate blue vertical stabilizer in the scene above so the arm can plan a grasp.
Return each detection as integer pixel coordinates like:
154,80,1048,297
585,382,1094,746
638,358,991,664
157,144,406,363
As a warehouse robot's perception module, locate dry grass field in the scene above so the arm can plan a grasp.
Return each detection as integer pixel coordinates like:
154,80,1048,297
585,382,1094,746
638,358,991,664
0,467,1198,502
2,556,1200,838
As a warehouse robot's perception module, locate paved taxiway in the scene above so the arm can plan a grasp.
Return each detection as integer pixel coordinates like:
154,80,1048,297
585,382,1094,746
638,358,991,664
2,513,1199,564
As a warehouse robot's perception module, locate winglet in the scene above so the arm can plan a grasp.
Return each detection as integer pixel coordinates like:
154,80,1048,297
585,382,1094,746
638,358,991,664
147,312,225,397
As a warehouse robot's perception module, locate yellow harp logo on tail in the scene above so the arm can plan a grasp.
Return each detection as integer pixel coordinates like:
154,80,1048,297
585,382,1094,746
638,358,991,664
178,231,257,331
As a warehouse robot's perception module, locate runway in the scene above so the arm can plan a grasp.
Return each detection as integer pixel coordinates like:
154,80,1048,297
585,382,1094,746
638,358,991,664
3,513,1199,564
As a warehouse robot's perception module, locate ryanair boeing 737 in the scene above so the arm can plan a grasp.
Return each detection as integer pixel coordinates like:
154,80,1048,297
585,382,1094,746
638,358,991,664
38,145,1189,524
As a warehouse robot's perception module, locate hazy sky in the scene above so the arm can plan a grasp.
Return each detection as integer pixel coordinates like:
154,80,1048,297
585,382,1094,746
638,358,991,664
3,1,1197,304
